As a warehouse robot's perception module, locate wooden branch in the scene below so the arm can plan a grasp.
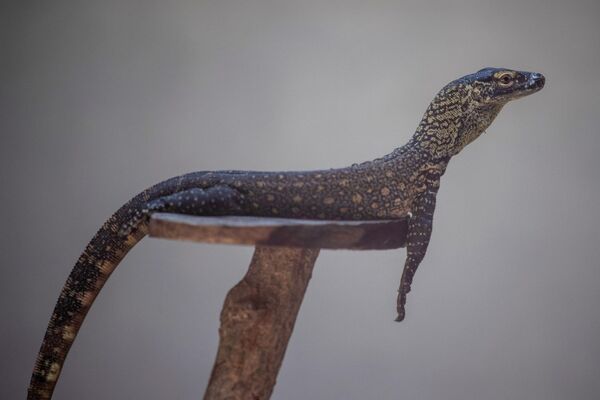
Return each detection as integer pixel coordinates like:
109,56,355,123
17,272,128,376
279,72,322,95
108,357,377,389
149,213,408,250
147,214,408,400
204,246,319,400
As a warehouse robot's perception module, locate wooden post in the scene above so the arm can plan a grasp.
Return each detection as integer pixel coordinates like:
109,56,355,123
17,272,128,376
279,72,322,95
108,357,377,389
148,214,407,400
204,246,319,400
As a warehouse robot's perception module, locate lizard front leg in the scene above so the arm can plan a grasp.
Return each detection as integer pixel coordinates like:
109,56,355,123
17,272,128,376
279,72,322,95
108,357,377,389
396,186,438,322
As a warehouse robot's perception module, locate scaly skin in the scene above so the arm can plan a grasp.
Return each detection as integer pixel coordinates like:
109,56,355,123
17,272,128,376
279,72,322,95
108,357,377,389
28,67,544,399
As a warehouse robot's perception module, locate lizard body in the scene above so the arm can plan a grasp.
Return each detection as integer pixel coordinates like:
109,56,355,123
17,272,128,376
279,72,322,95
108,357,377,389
28,67,544,399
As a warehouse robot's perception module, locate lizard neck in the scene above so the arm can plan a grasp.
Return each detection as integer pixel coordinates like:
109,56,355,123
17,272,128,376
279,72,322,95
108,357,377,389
383,137,452,176
407,84,504,160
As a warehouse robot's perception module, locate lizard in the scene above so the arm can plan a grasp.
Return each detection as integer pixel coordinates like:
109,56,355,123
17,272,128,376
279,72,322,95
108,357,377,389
28,67,545,399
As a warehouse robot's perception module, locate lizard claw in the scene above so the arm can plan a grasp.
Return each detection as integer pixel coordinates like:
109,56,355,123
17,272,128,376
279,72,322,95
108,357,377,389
395,308,405,322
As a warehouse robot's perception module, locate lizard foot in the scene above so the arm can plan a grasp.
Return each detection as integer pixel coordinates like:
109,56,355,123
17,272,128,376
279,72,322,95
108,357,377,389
395,281,411,322
395,308,405,322
118,201,163,237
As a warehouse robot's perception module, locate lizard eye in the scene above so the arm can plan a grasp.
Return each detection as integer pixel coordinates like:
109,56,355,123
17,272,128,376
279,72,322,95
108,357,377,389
497,73,514,87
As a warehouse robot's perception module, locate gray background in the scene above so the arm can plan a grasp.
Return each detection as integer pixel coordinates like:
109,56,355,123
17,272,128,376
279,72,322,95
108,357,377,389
2,0,599,399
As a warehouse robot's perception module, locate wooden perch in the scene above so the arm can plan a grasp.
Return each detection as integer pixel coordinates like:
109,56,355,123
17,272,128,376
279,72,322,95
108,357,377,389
148,213,408,400
149,213,408,250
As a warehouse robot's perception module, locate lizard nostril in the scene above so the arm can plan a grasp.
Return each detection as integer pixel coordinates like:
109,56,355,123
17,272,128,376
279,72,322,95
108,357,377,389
529,72,545,88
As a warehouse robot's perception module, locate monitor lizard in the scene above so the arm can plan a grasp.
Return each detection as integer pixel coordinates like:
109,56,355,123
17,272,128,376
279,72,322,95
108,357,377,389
28,67,545,399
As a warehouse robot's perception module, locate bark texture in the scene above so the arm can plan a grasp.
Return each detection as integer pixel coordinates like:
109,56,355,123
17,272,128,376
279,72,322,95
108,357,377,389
203,246,320,400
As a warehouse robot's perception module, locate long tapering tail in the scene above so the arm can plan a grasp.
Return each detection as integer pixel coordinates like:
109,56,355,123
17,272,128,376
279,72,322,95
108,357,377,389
27,175,189,399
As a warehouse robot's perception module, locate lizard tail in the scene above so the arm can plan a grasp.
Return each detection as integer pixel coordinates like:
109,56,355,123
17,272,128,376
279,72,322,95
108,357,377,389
27,176,185,399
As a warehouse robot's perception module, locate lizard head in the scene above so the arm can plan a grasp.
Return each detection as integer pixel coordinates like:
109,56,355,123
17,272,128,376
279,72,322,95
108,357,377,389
413,67,545,158
453,67,545,104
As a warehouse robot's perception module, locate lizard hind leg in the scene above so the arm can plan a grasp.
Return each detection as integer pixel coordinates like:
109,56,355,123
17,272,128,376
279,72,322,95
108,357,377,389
119,185,243,235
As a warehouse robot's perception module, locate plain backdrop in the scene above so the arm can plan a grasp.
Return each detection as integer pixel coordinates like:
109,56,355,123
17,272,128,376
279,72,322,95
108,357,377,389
2,0,600,399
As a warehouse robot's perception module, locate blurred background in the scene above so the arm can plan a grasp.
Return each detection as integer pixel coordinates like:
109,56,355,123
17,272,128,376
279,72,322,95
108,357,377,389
2,0,599,398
